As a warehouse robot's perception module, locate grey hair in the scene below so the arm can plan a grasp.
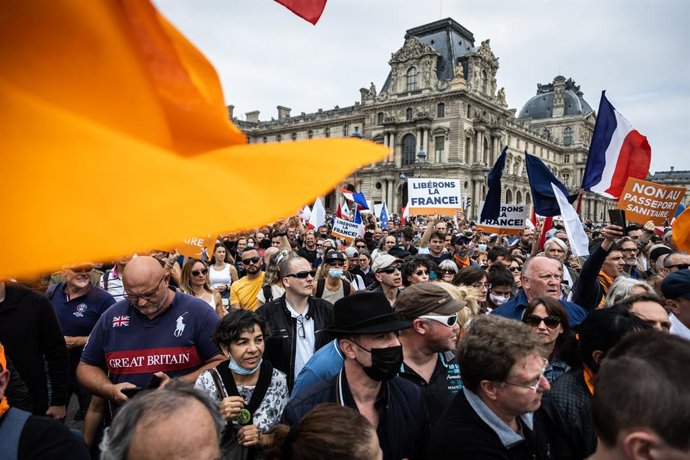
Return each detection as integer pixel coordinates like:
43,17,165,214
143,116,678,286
100,384,224,460
604,276,655,307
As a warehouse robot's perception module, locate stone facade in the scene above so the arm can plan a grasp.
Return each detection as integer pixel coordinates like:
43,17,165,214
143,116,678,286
235,18,614,222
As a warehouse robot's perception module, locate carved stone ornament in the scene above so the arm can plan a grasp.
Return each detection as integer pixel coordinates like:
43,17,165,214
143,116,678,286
389,37,440,64
476,39,499,68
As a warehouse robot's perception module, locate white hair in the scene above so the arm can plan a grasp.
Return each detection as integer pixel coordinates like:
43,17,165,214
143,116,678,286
604,276,655,307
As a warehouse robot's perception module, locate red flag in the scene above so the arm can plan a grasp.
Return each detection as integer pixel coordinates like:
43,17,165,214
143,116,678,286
401,206,409,225
336,203,343,220
538,216,554,251
275,0,327,25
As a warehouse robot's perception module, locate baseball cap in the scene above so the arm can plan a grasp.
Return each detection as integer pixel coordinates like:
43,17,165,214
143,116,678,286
452,234,471,246
649,245,673,263
394,283,466,320
324,250,346,264
344,247,359,258
660,269,690,300
371,254,403,273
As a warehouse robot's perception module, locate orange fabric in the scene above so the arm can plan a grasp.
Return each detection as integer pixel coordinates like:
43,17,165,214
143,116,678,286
673,208,690,252
0,343,8,418
596,271,616,309
582,365,596,396
0,1,387,279
0,397,9,419
454,254,471,270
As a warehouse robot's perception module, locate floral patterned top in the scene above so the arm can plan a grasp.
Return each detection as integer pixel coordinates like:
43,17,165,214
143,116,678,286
195,366,289,432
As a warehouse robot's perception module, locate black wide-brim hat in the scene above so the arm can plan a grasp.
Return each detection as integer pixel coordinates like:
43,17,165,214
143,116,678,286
326,292,412,336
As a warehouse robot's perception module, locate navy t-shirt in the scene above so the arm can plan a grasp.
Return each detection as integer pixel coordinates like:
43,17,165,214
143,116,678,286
49,283,115,368
81,291,221,387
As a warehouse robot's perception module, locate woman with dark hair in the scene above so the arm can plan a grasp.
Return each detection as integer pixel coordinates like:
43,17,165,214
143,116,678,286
401,255,432,286
523,296,572,383
180,259,224,317
538,307,651,460
195,310,289,456
209,243,239,309
452,266,489,312
264,403,382,460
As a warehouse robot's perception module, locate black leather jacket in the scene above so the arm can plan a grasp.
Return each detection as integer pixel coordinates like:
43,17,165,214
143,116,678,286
256,295,334,389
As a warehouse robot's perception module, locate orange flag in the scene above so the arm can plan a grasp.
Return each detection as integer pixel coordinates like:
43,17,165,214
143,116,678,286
672,208,690,252
0,1,387,279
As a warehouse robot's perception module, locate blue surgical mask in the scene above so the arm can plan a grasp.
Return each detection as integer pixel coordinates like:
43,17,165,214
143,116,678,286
478,243,488,251
228,357,262,375
328,268,344,279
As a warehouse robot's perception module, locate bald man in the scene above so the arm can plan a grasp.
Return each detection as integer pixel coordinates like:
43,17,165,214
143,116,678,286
77,256,223,408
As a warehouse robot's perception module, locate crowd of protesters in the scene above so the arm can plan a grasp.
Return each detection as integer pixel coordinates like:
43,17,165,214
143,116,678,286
1,210,689,460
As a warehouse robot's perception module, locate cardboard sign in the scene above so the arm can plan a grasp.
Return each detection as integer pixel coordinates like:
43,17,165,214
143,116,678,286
617,178,685,225
477,204,529,235
331,217,363,241
407,178,462,216
174,235,214,260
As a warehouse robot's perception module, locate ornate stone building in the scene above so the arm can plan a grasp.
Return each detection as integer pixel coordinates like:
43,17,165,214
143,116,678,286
234,18,613,222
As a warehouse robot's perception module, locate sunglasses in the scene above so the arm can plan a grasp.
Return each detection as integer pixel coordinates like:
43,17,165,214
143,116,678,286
442,269,457,275
419,313,459,327
378,264,402,274
508,266,522,273
414,269,429,276
191,268,208,277
666,263,690,270
242,256,261,264
284,270,316,279
69,266,93,273
355,244,367,249
327,261,345,267
523,314,561,329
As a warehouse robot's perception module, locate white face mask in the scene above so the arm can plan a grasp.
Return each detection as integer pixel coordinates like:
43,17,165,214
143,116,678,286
490,293,509,306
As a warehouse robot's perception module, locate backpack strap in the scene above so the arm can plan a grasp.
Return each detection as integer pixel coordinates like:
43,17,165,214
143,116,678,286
343,280,351,296
315,279,325,298
102,269,110,292
0,407,32,460
214,361,274,421
262,284,273,303
45,283,59,300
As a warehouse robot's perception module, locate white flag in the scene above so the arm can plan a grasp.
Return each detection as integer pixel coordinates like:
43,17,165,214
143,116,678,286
551,184,589,257
308,198,326,230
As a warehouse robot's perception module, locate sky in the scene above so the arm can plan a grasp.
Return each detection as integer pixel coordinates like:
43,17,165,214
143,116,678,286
155,0,690,173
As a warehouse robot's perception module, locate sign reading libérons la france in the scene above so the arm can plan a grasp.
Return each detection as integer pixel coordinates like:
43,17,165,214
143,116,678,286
477,204,529,235
331,217,364,241
407,178,462,216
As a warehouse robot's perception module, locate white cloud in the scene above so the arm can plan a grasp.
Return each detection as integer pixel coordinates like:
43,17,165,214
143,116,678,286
155,0,690,172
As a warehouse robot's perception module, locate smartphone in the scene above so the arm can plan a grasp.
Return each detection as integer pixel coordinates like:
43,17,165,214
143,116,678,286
121,386,143,398
608,209,627,233
147,375,163,389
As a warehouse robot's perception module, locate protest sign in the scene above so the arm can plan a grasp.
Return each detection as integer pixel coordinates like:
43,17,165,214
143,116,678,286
331,217,364,241
407,178,462,216
617,178,685,226
477,203,529,235
174,235,213,260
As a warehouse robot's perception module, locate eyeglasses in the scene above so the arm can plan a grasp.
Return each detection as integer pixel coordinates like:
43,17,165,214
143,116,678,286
414,269,429,276
666,263,690,270
621,248,639,253
355,244,367,249
242,256,261,265
471,282,490,289
508,266,522,273
502,358,548,392
124,274,166,303
284,270,316,279
191,268,208,277
523,314,561,329
419,313,459,327
295,315,306,339
378,264,402,274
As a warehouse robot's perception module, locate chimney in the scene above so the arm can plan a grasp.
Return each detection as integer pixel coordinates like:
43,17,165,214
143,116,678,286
277,106,291,120
552,75,566,118
670,166,675,172
245,111,260,123
227,105,235,119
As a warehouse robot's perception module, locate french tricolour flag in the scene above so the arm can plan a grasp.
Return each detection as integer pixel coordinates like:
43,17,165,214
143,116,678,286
582,92,651,199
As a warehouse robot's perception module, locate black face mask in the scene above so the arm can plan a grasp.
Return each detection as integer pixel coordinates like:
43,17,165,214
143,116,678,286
352,341,403,381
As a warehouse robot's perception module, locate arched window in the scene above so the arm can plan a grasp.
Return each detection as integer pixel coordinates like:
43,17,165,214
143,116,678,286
377,112,384,124
506,189,513,204
483,136,490,165
324,127,330,138
406,67,417,92
481,70,488,94
563,127,573,146
516,191,523,205
308,130,313,139
437,103,446,118
291,132,297,141
526,192,531,205
402,134,416,166
464,137,471,164
543,128,551,139
406,108,413,121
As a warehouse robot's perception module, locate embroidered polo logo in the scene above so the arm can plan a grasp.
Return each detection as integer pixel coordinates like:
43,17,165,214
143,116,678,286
73,303,88,318
174,312,188,337
112,315,130,327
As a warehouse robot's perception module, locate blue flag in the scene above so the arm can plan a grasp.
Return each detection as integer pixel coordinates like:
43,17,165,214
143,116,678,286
480,146,507,222
379,202,390,230
353,208,362,225
524,152,577,217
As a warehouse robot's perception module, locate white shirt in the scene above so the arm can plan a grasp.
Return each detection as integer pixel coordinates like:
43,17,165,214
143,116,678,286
670,313,690,340
285,300,315,382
